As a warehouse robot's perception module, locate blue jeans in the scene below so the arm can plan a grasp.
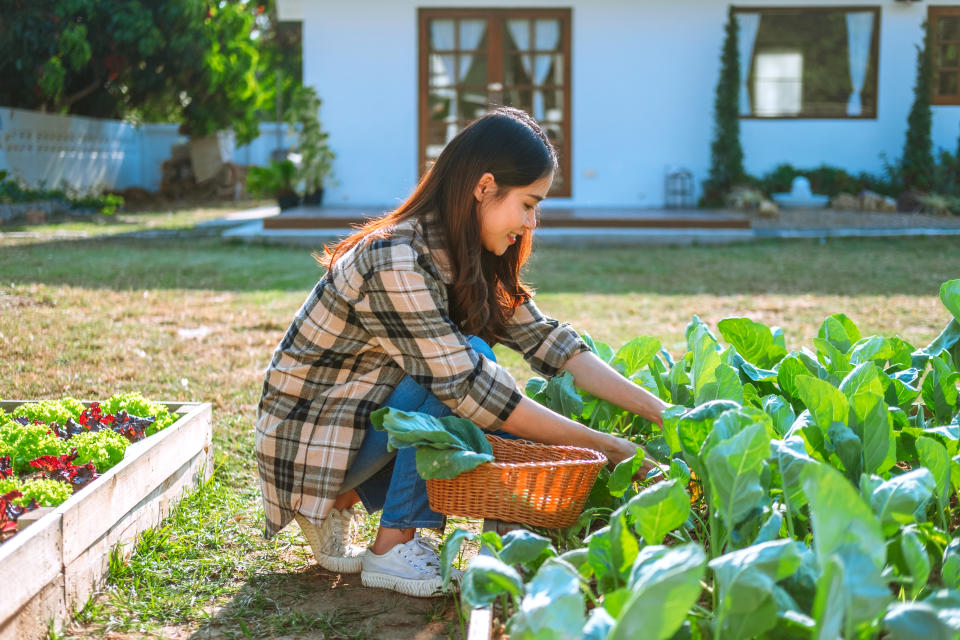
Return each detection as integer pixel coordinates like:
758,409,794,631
343,336,497,529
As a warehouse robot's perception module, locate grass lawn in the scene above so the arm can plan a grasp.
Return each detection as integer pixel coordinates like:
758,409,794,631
1,225,958,639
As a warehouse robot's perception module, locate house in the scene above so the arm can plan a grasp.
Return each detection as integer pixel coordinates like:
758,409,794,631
277,0,960,210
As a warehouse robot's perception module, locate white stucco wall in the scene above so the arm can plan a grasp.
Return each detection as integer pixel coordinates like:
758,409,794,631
296,0,960,209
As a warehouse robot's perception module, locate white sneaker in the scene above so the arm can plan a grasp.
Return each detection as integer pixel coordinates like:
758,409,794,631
361,536,461,597
295,509,366,573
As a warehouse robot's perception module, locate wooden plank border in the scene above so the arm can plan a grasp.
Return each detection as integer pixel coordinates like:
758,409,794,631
0,401,212,640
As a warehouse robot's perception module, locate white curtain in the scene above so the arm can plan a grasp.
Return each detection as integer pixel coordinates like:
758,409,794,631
430,20,458,141
845,12,874,116
507,19,533,84
533,20,561,119
736,13,761,116
458,20,486,81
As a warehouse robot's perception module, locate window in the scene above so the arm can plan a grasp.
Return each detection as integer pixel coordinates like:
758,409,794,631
931,6,960,106
733,6,880,119
418,9,572,197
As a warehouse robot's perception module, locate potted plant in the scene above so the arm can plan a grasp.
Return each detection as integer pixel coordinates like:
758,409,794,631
285,86,335,206
245,159,300,210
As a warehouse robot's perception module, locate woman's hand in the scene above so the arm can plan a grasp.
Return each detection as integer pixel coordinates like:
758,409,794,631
600,433,661,480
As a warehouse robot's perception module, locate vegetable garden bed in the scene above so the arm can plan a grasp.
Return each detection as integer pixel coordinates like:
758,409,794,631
453,279,960,640
0,400,212,640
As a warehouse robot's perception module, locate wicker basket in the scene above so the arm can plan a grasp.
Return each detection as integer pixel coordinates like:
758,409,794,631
425,435,607,528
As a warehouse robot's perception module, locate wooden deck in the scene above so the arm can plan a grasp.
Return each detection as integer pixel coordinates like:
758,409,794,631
261,206,751,230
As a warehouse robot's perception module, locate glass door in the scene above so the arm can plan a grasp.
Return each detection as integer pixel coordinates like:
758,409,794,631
418,8,571,197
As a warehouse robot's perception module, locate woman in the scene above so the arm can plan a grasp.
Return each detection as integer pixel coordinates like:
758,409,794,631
256,107,667,598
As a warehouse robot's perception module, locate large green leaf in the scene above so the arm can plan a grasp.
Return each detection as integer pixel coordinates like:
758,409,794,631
709,539,804,640
777,354,809,402
585,507,637,593
901,526,932,598
462,555,524,608
370,408,494,479
610,336,662,377
441,528,476,589
922,355,960,426
849,336,900,368
607,544,706,640
705,423,771,533
884,602,958,640
827,422,863,483
917,436,951,519
582,608,615,640
942,538,960,589
541,371,584,418
839,362,885,399
773,437,816,509
675,400,741,478
793,376,849,434
813,337,853,378
762,394,796,437
921,319,960,362
623,479,691,545
869,468,936,536
812,554,846,640
718,317,788,369
508,558,585,640
801,464,886,568
608,448,649,498
851,391,895,475
942,279,960,322
499,529,556,568
819,313,862,353
690,322,743,406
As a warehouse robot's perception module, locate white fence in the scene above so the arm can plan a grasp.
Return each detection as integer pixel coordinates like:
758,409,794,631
0,107,291,192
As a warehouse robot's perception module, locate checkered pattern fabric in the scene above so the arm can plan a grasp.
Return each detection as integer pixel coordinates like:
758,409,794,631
255,214,589,539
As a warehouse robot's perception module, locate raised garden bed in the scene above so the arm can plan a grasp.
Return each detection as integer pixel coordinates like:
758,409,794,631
0,400,212,640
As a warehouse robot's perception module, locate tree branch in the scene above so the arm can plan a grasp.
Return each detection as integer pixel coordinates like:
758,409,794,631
58,74,102,110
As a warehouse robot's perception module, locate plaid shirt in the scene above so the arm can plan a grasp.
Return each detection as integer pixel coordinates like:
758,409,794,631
255,214,590,538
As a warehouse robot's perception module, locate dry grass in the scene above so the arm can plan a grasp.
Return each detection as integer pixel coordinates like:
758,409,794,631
1,231,958,639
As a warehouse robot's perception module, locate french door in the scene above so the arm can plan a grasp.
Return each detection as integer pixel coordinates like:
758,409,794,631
418,8,572,197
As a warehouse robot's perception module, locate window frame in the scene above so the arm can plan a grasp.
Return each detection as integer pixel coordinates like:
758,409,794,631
930,6,960,106
417,8,573,198
731,5,882,120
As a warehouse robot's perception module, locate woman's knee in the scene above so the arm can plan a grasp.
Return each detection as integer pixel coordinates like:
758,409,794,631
467,335,496,363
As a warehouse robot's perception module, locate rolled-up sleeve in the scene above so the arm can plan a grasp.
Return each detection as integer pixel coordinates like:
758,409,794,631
354,252,522,430
502,298,591,377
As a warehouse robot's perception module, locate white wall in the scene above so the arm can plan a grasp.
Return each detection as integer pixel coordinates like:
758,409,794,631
0,107,293,192
292,0,960,207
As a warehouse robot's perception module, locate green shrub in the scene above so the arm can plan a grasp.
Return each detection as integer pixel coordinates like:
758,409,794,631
5,477,74,507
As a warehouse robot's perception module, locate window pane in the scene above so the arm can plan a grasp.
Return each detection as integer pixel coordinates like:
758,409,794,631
939,17,960,41
940,44,959,69
459,19,487,50
534,54,563,85
504,88,534,114
534,19,561,51
429,54,456,87
743,9,877,118
428,87,455,122
429,20,455,51
505,19,532,51
505,55,533,85
461,89,488,120
542,90,564,122
459,54,487,85
939,71,959,96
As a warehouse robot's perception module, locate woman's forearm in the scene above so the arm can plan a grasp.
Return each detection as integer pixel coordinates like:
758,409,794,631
562,350,669,425
500,395,638,465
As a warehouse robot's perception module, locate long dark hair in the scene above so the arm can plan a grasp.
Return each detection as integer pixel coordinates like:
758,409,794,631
319,107,558,343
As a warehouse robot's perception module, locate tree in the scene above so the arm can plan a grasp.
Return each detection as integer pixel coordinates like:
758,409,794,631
0,0,272,145
902,21,934,192
702,10,745,207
